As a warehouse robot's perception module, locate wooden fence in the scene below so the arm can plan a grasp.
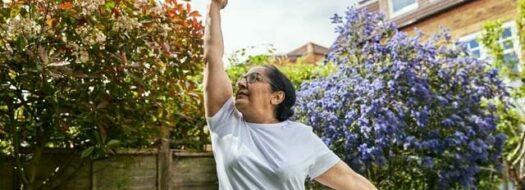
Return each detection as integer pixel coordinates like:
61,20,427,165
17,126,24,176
0,149,217,190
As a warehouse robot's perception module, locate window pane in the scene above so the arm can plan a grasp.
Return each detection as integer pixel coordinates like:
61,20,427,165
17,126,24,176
472,50,480,58
504,53,519,72
392,0,416,12
468,40,479,48
464,38,480,58
502,28,512,38
503,40,514,50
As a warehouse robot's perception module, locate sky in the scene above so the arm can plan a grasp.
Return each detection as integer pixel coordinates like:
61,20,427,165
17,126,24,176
3,0,358,61
191,0,359,58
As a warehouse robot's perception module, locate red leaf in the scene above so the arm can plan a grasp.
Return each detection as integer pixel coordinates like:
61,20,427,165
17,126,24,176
161,42,171,56
99,126,107,143
113,9,121,17
58,2,74,10
97,99,109,109
167,11,175,18
177,4,183,13
189,11,201,17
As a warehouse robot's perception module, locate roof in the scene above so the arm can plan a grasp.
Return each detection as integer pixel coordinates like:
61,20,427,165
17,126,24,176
286,42,329,57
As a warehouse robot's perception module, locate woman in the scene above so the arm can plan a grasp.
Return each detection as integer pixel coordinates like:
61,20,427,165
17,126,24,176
203,0,377,189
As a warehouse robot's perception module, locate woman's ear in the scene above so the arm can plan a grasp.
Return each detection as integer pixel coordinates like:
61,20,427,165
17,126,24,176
271,91,285,105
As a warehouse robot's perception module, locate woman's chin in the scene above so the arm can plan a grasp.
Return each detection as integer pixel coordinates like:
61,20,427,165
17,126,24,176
234,98,248,109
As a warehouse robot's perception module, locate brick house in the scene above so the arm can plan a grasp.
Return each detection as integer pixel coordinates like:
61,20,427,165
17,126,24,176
358,0,521,73
275,42,329,64
356,1,524,188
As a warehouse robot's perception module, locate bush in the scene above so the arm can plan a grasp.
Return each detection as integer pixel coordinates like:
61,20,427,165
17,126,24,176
0,0,204,188
295,9,510,189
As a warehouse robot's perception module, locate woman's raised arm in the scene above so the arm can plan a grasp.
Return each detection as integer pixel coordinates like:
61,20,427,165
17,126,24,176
203,0,233,117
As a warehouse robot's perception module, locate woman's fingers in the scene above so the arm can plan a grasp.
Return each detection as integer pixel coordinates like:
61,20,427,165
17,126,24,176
212,0,228,9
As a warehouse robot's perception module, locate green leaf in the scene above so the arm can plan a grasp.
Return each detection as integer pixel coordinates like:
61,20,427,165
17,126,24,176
104,1,115,11
19,6,27,17
81,146,95,158
10,5,20,17
106,139,120,148
15,36,27,50
1,7,10,19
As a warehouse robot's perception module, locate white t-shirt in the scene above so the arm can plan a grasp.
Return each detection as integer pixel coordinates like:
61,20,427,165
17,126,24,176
207,97,340,190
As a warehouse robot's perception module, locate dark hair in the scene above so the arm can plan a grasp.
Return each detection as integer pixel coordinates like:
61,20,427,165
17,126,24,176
261,64,296,121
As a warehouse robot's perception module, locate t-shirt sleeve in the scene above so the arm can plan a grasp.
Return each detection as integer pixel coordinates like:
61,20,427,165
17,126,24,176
206,97,238,132
307,132,341,179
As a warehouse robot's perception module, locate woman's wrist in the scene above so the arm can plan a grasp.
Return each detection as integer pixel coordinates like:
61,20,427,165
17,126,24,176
209,1,225,10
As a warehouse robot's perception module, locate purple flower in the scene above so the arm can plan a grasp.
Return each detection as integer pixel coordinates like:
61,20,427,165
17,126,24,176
294,7,508,189
422,157,433,168
330,13,343,24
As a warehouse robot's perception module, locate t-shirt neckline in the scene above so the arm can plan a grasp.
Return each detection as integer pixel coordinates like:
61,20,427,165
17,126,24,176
244,120,288,128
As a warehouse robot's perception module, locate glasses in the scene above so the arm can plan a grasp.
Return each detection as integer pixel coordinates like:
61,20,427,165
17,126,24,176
237,72,278,89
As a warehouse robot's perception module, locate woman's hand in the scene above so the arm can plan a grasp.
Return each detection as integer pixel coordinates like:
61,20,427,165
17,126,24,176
212,0,228,9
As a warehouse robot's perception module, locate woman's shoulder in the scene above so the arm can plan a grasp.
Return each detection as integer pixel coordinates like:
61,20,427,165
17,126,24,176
285,121,327,148
286,121,314,132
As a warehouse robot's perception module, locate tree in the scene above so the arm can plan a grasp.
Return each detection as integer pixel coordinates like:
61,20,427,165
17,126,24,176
479,1,525,188
295,8,510,189
0,0,204,189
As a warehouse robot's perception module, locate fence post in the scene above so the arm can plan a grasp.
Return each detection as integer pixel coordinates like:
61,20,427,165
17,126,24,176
90,160,95,190
158,126,171,190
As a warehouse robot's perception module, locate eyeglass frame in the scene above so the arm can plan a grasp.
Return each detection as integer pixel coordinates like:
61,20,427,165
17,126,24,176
237,72,279,90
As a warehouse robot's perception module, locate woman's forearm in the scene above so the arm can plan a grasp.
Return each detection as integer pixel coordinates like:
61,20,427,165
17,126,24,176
315,161,377,190
349,173,377,190
204,2,224,63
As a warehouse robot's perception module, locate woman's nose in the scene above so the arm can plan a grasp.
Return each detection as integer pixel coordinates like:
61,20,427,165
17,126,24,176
237,78,248,88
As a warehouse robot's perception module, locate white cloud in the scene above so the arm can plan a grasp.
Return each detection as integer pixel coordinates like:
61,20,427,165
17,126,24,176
191,0,358,58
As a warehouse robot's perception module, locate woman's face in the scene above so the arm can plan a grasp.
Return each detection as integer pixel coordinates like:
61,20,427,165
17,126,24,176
234,67,281,117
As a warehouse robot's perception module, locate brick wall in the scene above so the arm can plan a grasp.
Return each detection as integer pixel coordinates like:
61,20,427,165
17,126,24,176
402,0,517,39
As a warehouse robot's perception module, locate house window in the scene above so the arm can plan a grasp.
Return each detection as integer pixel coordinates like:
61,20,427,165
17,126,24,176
389,0,417,17
460,21,521,72
466,38,482,58
500,26,520,72
460,32,485,59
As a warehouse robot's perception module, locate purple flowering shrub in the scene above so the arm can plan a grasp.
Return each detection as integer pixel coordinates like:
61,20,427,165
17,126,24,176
295,9,510,189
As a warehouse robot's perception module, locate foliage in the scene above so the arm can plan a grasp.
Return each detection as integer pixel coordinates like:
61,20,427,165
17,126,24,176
479,1,525,187
0,0,204,189
226,44,277,66
480,21,506,72
295,8,510,189
277,62,335,90
225,46,335,90
480,21,521,78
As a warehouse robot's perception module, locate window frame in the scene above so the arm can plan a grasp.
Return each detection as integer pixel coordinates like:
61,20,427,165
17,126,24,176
460,32,485,59
500,21,522,72
459,21,522,72
389,0,418,18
